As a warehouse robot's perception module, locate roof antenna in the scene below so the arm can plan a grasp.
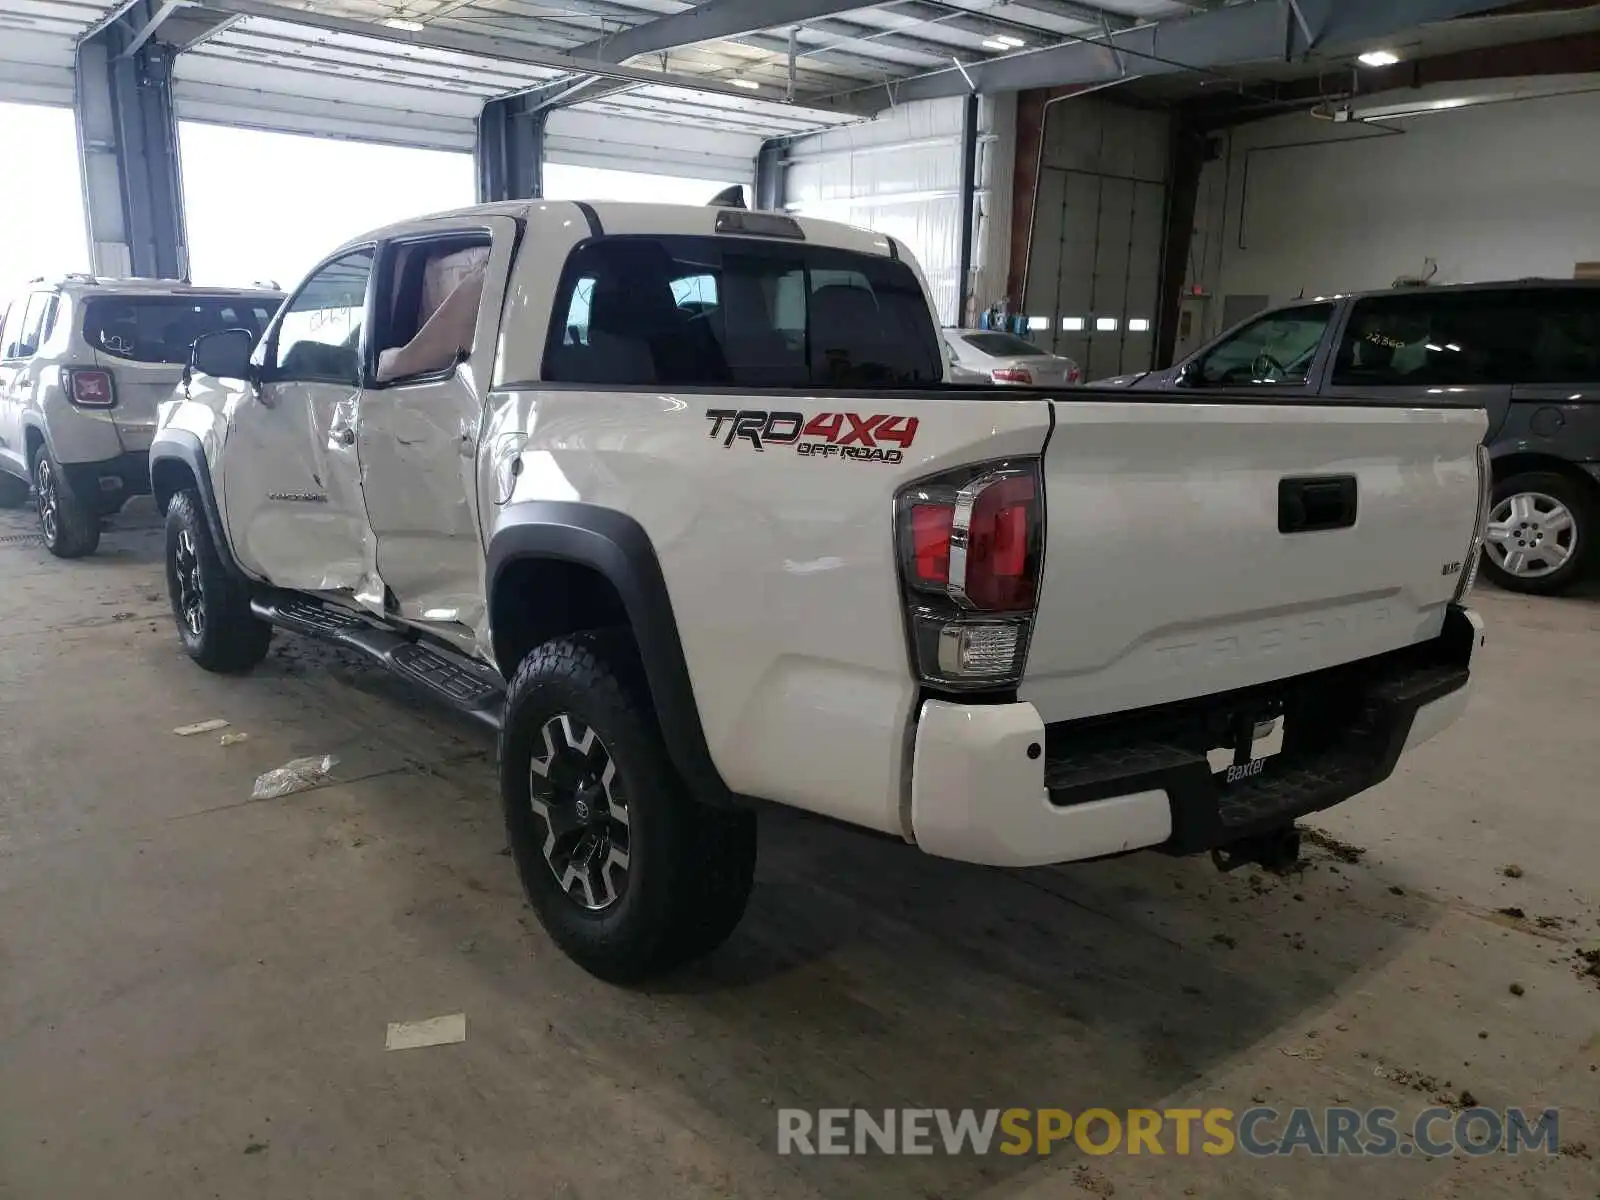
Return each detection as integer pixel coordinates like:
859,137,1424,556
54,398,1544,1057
708,185,747,208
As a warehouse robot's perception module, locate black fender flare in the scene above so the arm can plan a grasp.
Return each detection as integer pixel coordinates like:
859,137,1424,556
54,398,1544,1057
486,501,738,808
148,430,248,580
20,414,55,464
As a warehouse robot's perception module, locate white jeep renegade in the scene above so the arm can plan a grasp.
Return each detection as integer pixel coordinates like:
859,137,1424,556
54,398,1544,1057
150,200,1489,983
0,276,281,556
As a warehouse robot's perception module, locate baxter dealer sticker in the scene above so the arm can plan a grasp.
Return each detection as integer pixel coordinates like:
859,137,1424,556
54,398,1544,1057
705,409,919,464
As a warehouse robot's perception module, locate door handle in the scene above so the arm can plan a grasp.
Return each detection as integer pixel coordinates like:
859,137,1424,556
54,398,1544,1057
1279,475,1357,533
339,428,355,447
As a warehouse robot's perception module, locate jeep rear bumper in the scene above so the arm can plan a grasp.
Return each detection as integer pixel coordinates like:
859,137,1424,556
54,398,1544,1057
909,606,1483,868
60,451,150,514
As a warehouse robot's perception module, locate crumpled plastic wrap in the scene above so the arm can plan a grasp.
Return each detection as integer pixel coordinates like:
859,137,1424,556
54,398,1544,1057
251,754,339,800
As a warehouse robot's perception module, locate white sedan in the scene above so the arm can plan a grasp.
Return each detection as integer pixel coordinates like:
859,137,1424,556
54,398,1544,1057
944,328,1082,386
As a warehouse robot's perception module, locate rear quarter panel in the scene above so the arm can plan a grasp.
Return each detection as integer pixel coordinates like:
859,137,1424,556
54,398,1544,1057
483,385,1052,834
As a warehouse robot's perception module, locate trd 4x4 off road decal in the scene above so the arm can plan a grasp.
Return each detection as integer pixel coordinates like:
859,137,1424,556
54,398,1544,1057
705,409,919,464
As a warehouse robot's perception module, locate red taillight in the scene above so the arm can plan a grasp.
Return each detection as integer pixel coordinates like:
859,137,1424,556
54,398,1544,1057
911,503,953,585
965,474,1036,611
66,368,115,408
896,461,1043,689
1067,365,1082,384
991,366,1033,385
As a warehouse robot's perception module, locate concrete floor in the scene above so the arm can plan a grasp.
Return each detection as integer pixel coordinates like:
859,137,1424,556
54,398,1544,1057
0,499,1596,1200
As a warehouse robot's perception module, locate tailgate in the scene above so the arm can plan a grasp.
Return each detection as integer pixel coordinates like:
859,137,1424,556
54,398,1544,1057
1022,399,1487,723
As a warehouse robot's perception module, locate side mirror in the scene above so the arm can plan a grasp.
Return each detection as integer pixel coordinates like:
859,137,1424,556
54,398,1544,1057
1176,359,1203,388
191,327,255,383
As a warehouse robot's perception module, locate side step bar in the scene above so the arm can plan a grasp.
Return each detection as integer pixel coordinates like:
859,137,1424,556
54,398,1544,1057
251,592,506,730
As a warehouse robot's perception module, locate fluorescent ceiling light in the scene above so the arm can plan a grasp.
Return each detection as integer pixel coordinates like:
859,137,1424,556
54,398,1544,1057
1061,316,1085,331
1096,317,1118,332
1128,318,1151,332
1358,49,1401,67
995,34,1026,48
383,17,424,30
981,38,1010,50
1027,315,1049,331
731,78,760,89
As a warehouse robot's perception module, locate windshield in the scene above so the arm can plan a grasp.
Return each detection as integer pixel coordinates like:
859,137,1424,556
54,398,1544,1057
961,332,1047,357
83,294,280,364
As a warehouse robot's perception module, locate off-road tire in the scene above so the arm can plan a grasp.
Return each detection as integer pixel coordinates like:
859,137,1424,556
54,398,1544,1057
1480,470,1592,596
500,630,757,983
0,470,29,508
31,444,99,557
165,489,272,673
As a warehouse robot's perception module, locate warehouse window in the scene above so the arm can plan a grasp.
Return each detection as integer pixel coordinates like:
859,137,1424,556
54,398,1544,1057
544,235,943,388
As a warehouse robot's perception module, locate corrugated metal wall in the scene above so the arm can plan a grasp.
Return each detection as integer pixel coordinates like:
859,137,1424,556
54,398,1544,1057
781,95,1013,327
1024,97,1170,379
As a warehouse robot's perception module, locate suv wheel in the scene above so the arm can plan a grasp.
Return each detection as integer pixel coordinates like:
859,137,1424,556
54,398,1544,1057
1481,471,1592,596
500,631,757,983
31,444,99,558
164,490,272,672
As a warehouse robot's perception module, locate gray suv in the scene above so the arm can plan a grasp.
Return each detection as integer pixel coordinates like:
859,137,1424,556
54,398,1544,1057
1110,281,1600,595
0,277,281,556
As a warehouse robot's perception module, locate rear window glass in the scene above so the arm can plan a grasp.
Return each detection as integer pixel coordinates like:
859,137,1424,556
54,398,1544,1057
83,295,280,363
961,332,1044,357
1332,289,1600,387
543,235,943,388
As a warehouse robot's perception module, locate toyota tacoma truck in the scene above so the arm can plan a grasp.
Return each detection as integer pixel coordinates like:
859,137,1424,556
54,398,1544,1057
149,200,1489,983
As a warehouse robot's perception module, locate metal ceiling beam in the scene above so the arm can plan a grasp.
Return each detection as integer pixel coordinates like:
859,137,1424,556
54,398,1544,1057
118,0,186,57
567,0,903,64
825,0,1513,110
199,0,874,113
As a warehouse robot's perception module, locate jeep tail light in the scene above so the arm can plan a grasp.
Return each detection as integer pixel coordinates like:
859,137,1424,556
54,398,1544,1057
895,460,1044,689
65,368,115,408
991,366,1032,385
1067,365,1082,384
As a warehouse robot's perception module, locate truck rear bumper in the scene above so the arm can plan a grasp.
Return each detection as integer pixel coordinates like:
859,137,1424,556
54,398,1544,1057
910,606,1483,868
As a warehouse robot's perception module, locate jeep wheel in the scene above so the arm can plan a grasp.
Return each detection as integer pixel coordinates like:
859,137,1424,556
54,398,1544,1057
0,471,29,508
31,445,99,558
165,490,272,673
1481,471,1591,596
500,631,757,983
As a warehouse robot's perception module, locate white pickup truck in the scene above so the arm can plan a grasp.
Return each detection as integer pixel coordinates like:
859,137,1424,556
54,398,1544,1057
150,200,1489,982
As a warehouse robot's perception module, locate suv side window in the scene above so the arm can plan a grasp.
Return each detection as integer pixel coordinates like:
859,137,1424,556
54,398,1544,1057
0,302,25,360
3,293,55,361
271,249,375,385
1195,303,1334,386
1327,289,1600,387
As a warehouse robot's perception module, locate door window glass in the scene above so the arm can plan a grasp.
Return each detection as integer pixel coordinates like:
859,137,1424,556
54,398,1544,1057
0,302,27,360
1330,289,1600,387
1196,303,1334,386
273,249,374,384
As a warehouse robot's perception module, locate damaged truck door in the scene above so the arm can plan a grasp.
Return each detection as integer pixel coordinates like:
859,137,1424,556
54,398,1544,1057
221,247,377,595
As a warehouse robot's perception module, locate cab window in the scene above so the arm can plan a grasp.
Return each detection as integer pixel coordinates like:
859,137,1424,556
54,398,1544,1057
1195,303,1335,386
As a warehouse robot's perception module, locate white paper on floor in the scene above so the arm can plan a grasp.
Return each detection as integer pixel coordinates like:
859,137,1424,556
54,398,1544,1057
173,718,229,736
250,754,339,800
386,1013,467,1051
